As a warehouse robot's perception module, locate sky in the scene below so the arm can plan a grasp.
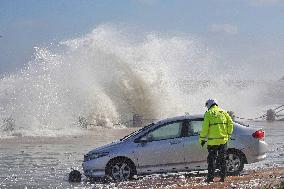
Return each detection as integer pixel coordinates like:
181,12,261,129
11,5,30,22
0,0,284,79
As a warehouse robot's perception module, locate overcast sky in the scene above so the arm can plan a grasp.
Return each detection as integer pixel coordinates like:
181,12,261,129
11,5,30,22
0,0,284,79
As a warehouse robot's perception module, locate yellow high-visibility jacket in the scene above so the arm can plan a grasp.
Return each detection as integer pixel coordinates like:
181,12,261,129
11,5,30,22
199,105,234,146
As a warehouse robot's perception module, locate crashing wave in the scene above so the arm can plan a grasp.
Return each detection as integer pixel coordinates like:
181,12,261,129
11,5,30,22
0,25,281,137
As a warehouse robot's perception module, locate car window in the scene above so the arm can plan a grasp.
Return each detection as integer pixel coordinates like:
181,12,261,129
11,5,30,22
188,121,203,136
120,123,155,141
145,121,182,141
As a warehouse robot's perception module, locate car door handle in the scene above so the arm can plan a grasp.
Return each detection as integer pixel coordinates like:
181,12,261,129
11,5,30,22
170,141,181,145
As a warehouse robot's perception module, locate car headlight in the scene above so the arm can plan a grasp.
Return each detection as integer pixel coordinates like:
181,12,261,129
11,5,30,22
84,152,109,161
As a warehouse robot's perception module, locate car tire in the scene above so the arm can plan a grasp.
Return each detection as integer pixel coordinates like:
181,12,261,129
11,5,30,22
226,150,245,175
106,158,136,182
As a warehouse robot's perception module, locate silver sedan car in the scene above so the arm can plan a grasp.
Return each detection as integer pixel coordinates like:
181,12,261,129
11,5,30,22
83,115,268,181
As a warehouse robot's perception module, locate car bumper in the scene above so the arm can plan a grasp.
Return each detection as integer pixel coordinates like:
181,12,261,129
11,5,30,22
245,140,268,163
247,153,267,163
82,156,110,178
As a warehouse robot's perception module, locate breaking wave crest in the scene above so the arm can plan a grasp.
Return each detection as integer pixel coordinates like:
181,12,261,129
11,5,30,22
0,25,282,137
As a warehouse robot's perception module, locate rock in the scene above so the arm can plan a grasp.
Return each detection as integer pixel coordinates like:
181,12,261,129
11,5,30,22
68,170,81,182
230,182,237,188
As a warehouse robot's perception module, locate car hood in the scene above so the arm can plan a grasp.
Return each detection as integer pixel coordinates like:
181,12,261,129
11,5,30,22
88,140,122,154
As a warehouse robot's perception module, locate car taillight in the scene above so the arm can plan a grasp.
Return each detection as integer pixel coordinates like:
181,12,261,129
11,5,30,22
252,130,265,139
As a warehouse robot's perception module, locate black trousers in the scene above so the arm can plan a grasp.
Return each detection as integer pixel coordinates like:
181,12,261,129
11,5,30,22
207,143,227,180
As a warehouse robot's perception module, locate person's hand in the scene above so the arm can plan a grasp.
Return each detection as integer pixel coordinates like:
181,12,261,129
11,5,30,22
201,140,206,147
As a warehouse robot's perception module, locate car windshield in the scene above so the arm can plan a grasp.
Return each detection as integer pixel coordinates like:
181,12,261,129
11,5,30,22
120,123,155,141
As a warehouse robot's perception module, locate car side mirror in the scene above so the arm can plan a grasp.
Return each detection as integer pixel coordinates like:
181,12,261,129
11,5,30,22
146,134,154,142
134,137,147,144
134,135,150,144
139,138,148,144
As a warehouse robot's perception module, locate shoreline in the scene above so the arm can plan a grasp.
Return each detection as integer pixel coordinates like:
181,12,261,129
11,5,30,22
108,167,284,189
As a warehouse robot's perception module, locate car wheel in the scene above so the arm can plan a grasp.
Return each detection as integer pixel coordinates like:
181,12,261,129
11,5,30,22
106,158,135,182
226,150,244,175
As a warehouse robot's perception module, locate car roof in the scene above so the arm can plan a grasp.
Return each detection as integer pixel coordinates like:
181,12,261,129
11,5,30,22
155,114,203,125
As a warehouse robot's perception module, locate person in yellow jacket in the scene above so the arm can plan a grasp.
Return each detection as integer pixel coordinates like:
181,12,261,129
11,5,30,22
199,99,234,183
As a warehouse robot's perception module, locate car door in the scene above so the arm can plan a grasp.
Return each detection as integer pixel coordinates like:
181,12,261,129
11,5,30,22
183,119,208,170
134,121,185,174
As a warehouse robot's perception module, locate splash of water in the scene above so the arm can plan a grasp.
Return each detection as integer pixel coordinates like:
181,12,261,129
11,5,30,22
0,25,282,137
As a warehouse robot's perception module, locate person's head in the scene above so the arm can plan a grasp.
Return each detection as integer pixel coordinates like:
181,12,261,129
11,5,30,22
205,99,218,109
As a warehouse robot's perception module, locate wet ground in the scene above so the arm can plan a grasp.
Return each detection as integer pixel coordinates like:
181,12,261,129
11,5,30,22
0,121,283,188
101,167,284,189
